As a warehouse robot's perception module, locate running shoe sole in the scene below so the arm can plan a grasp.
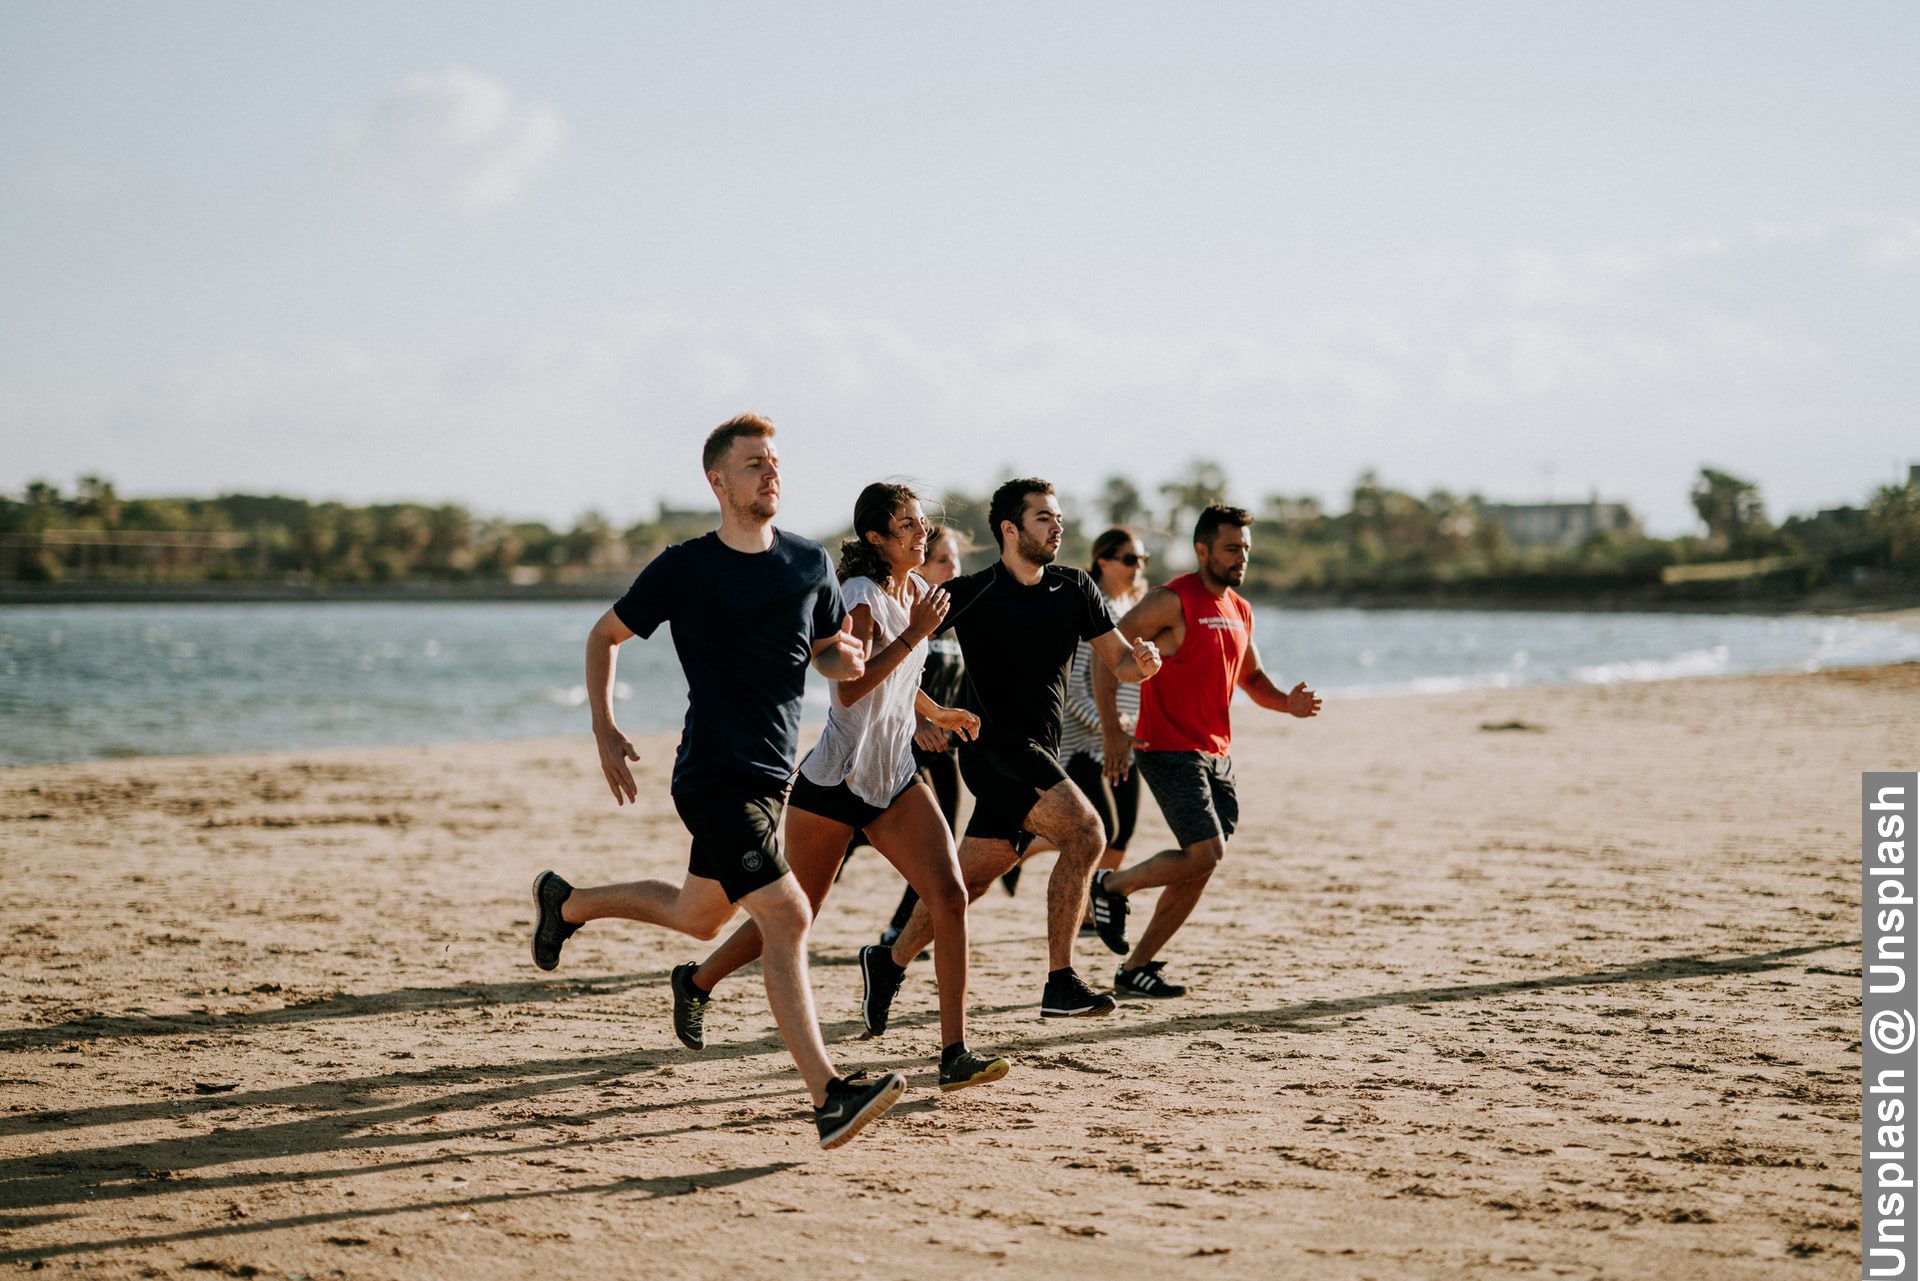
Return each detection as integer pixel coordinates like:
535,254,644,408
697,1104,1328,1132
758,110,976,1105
530,869,576,972
939,1057,1012,1092
669,962,708,1051
1089,871,1130,956
817,1073,907,1149
1040,996,1117,1018
858,944,904,1036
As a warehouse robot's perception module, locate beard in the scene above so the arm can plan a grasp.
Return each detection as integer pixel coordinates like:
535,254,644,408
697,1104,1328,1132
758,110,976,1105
731,490,778,523
1014,528,1059,565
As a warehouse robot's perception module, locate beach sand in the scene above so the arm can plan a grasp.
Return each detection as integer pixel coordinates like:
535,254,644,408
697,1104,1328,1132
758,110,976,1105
3,665,1910,1279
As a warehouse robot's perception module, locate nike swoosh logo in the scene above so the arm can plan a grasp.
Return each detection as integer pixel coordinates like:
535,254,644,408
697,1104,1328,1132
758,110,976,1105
1049,584,1062,592
820,1103,848,1119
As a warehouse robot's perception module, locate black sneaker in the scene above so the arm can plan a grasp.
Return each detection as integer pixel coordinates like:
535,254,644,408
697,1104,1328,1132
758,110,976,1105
669,962,709,1051
1040,968,1117,1018
530,870,579,971
938,1049,1012,1092
859,944,906,1036
1088,870,1130,956
1115,961,1186,999
814,1070,907,1149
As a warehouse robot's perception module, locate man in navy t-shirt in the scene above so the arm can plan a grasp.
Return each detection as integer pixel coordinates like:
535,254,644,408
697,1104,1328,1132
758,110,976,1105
526,414,908,1150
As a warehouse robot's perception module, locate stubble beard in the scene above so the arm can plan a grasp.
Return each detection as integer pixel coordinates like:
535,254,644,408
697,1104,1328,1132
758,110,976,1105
732,491,777,524
1015,530,1059,567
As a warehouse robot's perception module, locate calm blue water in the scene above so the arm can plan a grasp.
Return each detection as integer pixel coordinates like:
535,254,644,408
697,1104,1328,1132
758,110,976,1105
1,603,1915,766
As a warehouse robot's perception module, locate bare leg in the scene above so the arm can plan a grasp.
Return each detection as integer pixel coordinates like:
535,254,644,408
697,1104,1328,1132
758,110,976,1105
739,875,837,1108
864,782,969,1047
889,835,1020,967
1126,870,1213,968
561,871,737,940
1021,780,1107,972
692,807,850,993
1104,837,1224,896
1106,837,1225,969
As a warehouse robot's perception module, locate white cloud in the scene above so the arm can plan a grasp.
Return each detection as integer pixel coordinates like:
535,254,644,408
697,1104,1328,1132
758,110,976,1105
18,216,1913,535
341,67,562,210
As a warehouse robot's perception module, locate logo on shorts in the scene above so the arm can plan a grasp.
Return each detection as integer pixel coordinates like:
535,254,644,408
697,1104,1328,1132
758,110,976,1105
741,852,763,871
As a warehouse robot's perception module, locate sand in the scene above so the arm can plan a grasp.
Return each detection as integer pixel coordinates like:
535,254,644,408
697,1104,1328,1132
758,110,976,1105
3,664,1911,1280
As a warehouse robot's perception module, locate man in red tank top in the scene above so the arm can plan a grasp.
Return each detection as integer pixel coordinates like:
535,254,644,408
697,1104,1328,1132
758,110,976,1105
1087,504,1321,998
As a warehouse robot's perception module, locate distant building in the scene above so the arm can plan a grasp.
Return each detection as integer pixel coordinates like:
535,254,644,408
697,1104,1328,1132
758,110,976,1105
1477,497,1641,550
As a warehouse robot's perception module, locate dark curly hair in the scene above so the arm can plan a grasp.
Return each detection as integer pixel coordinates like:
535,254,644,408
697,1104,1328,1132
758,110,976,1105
838,482,924,586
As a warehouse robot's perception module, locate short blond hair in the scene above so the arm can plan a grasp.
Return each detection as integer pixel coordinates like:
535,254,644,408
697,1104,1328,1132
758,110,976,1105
702,414,776,474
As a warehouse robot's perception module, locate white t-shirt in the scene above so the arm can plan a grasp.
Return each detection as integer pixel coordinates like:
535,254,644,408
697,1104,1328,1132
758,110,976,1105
797,572,928,807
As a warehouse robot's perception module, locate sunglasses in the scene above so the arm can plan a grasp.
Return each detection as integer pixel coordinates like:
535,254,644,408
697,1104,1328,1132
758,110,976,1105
1111,552,1148,567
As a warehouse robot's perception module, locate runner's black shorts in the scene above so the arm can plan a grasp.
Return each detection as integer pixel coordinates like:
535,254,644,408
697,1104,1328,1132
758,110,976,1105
789,770,918,831
671,778,791,902
958,740,1070,853
1065,750,1140,852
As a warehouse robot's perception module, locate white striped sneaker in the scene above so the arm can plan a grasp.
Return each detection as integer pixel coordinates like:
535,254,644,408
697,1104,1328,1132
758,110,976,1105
1114,961,1186,999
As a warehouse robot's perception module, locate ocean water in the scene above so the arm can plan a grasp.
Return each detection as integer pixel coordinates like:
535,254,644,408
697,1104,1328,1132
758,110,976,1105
1,602,1915,766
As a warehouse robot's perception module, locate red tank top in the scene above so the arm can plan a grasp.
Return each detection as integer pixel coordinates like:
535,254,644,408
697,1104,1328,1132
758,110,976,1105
1134,573,1253,756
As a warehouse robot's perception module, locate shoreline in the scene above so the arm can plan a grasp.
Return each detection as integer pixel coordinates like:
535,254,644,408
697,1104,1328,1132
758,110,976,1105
6,656,1916,772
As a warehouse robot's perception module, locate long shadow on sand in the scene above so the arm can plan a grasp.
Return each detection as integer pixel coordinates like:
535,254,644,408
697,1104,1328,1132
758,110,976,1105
0,938,1850,1263
0,1161,799,1266
0,972,672,1054
0,934,1049,1056
991,936,1856,1057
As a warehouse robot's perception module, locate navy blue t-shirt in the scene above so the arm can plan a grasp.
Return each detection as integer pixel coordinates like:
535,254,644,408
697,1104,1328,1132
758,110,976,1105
613,529,846,795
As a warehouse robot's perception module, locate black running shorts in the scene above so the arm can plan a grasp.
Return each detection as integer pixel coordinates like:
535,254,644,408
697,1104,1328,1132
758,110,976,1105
789,771,917,831
958,741,1070,851
1065,750,1141,853
671,779,791,902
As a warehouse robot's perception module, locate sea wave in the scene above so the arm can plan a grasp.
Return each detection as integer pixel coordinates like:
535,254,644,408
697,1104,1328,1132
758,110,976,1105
1569,645,1730,685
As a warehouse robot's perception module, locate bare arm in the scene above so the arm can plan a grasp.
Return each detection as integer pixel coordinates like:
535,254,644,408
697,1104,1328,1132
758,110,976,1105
834,585,949,706
1090,584,1184,684
913,687,980,742
1089,628,1160,684
1096,587,1184,783
1092,655,1131,784
810,614,868,682
586,607,641,804
1239,639,1322,718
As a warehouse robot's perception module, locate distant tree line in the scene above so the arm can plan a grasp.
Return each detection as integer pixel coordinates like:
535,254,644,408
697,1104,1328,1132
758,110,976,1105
3,464,1916,597
933,461,1920,599
0,477,708,585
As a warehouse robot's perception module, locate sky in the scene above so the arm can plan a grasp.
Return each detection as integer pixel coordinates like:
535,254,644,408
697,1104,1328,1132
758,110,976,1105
2,1,1915,537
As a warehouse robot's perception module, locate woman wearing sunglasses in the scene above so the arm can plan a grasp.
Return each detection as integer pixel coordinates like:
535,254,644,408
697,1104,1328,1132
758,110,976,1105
1058,526,1152,938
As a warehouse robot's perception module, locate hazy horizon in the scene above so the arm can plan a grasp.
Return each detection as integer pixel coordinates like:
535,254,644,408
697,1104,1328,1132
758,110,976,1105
4,3,1916,538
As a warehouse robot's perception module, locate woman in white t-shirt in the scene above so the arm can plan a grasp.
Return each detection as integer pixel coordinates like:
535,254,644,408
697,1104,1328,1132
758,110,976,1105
674,483,1010,1093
